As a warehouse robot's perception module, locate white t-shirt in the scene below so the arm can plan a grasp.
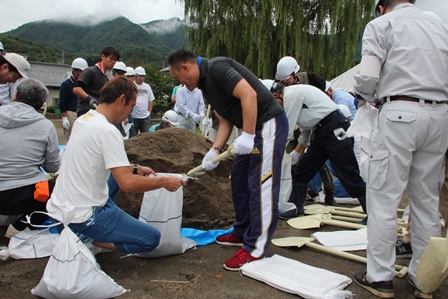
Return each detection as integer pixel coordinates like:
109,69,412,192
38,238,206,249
47,110,130,223
132,82,155,119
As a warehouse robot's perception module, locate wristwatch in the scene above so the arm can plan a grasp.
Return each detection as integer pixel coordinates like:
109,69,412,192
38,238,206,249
133,164,138,174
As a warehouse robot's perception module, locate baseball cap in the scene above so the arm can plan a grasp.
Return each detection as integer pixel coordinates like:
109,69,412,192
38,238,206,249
4,53,30,78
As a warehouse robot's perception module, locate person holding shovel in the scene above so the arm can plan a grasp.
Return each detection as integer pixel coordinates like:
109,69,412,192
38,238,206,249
353,1,448,298
47,76,186,254
168,49,287,271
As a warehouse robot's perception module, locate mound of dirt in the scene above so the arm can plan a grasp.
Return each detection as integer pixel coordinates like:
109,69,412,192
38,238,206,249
116,128,235,230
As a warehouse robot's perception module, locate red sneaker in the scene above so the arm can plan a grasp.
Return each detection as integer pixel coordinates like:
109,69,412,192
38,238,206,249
216,233,243,246
223,248,261,271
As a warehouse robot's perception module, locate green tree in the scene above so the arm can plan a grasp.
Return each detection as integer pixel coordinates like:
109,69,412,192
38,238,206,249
179,0,373,79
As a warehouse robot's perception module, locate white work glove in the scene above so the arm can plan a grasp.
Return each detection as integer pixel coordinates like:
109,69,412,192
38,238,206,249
202,117,211,127
192,114,202,123
202,148,220,171
199,112,205,122
62,117,70,130
234,131,255,155
290,150,300,165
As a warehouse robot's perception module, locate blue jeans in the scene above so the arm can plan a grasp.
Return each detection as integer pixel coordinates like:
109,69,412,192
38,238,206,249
68,198,160,254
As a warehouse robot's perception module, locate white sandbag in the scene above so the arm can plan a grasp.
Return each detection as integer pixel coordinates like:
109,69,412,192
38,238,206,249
134,173,196,258
241,254,353,299
0,228,58,260
32,204,127,299
279,152,295,213
312,228,368,252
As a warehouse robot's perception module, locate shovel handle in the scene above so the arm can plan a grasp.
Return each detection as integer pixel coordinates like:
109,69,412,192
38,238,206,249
330,210,367,219
305,242,408,278
187,143,235,176
322,219,366,229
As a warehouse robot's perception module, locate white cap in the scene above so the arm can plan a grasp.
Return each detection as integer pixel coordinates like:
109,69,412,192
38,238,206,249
4,53,30,78
113,61,127,72
260,79,274,90
338,104,352,119
126,67,136,76
162,110,179,126
275,56,300,81
0,42,4,51
135,66,146,76
71,57,88,70
325,81,332,92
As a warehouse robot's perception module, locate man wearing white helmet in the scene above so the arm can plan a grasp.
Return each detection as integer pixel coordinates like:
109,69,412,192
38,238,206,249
125,66,136,81
275,56,326,91
353,1,448,298
59,57,88,142
112,61,127,77
149,110,179,132
131,66,155,135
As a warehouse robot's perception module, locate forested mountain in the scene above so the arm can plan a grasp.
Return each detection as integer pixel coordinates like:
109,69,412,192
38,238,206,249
3,16,188,66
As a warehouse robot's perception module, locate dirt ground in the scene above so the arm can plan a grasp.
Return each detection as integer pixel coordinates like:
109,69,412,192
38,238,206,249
1,122,447,298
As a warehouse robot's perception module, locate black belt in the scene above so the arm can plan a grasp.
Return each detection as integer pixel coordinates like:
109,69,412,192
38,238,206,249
385,96,447,105
317,110,343,127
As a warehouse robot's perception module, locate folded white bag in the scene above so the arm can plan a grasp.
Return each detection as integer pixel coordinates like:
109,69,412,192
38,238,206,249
0,228,58,260
312,228,368,252
241,254,352,299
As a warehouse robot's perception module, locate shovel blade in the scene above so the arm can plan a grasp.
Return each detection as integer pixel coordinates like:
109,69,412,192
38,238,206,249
287,214,323,229
271,237,314,248
416,236,448,293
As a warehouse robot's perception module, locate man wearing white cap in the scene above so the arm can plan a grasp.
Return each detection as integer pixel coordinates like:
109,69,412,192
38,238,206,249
324,81,358,119
0,53,30,85
275,56,326,91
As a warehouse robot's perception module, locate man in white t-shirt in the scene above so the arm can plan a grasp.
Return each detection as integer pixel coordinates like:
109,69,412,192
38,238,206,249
47,76,186,254
131,66,155,135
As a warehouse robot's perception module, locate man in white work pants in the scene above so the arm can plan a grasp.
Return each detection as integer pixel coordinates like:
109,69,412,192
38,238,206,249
367,99,448,286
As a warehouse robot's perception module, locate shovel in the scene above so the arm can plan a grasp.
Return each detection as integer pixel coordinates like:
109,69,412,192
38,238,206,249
272,237,408,279
200,104,212,136
305,204,405,214
288,213,366,230
186,143,235,178
304,205,367,219
416,230,448,293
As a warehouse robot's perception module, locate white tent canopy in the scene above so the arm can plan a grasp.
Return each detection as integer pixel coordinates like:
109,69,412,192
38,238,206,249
329,64,360,94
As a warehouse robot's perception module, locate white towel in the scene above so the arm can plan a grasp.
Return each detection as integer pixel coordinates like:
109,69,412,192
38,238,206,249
241,254,353,299
312,228,368,252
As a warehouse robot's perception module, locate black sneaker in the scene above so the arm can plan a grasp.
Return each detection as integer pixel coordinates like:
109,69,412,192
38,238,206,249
354,271,395,299
395,238,412,258
409,279,432,299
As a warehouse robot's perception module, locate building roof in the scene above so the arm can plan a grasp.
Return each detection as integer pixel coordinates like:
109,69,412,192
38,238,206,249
28,61,71,87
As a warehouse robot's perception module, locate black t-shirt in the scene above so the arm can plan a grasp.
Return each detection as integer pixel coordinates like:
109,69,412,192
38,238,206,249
75,66,108,114
197,57,283,129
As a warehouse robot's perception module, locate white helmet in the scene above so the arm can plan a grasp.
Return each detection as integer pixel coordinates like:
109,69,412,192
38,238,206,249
423,11,442,21
0,42,4,51
135,66,146,76
260,79,274,90
113,61,127,72
126,67,136,76
275,56,300,81
71,57,88,70
338,104,352,120
162,110,179,127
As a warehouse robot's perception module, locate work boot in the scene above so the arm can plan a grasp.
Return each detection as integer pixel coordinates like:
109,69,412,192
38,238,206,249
324,188,337,206
291,182,308,216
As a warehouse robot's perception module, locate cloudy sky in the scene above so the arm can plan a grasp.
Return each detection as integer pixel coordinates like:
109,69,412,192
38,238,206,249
1,0,447,33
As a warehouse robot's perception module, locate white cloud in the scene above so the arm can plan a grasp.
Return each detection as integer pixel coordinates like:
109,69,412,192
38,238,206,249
0,0,185,33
